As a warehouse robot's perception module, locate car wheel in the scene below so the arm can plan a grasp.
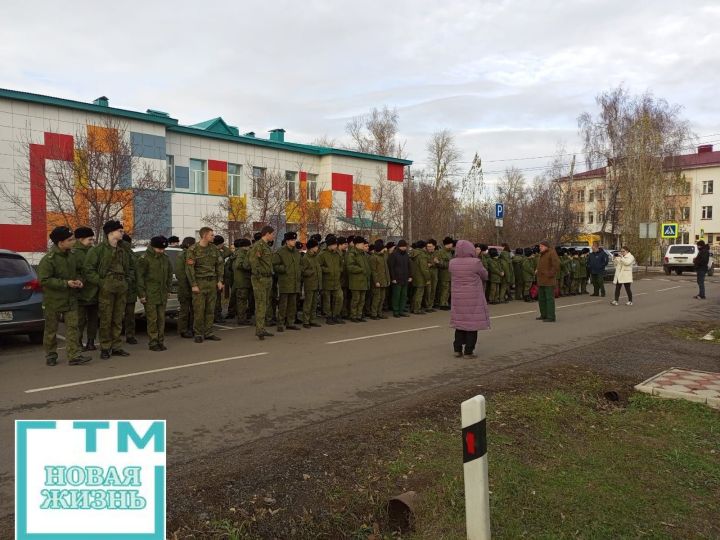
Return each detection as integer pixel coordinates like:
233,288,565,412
675,269,683,275
663,267,671,275
28,332,43,345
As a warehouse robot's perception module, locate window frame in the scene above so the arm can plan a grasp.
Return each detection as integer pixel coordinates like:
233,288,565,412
228,163,242,197
189,158,207,194
166,155,175,190
701,205,713,220
306,173,318,202
252,166,267,199
285,171,298,201
702,180,714,195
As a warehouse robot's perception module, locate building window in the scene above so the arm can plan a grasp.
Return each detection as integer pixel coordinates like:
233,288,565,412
576,212,584,224
189,159,206,193
681,207,690,220
702,180,714,194
577,189,585,203
702,206,713,220
166,155,174,189
307,173,318,202
228,163,242,196
587,212,594,224
598,211,605,223
666,208,676,221
596,189,605,201
708,234,714,245
286,171,298,201
588,189,594,202
679,231,690,244
252,167,266,198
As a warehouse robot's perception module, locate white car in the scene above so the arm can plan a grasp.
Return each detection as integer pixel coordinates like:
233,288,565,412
131,246,183,317
663,244,714,276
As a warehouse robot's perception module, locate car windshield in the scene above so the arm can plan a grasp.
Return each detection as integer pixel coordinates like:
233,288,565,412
0,254,31,278
668,246,695,254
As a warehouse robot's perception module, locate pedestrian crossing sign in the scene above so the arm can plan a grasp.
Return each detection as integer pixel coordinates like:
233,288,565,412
661,223,678,238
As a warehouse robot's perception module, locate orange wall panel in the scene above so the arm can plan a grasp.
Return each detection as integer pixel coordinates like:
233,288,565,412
208,170,228,196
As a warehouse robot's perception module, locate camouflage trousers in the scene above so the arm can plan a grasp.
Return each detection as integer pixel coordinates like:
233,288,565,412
98,279,127,351
192,278,217,338
44,308,79,361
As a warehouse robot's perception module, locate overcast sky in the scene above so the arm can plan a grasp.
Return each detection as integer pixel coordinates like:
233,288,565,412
2,0,719,184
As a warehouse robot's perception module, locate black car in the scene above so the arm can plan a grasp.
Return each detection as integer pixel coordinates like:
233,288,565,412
0,249,44,343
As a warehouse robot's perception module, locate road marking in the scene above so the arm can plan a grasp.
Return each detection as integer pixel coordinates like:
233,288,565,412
657,286,682,292
213,323,235,330
556,299,603,309
24,352,269,394
490,310,536,319
326,326,440,344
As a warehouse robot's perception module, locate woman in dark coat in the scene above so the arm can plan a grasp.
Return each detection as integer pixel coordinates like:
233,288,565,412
449,240,490,358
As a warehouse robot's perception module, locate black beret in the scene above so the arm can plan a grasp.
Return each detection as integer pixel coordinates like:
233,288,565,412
310,233,322,243
284,231,298,241
523,247,533,257
213,235,225,245
74,226,94,239
515,248,524,255
337,236,348,245
307,239,319,249
443,236,454,246
396,239,408,248
427,238,437,247
122,233,132,244
168,235,179,244
415,240,427,249
102,220,123,235
386,242,396,250
150,235,168,249
325,235,338,246
253,232,262,242
50,226,73,244
582,247,590,254
374,239,385,251
489,247,499,257
478,243,488,251
236,238,251,248
347,235,356,244
354,237,368,245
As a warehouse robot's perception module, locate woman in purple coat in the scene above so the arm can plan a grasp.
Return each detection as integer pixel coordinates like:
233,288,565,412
449,239,490,358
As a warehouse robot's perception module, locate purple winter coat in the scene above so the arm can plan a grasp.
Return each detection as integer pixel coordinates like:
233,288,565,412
449,239,491,331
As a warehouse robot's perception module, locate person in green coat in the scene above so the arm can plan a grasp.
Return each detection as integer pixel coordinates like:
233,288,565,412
72,227,98,351
409,240,431,314
185,227,225,343
176,237,195,338
232,238,252,325
346,237,371,322
477,243,491,302
319,235,344,325
249,226,276,339
434,237,454,310
560,249,572,296
38,226,91,366
340,236,352,319
137,236,173,351
369,239,390,319
84,220,132,359
499,244,515,303
425,239,439,311
273,231,302,332
571,249,583,295
579,248,590,294
513,248,525,300
521,248,536,301
120,233,139,345
486,248,504,304
213,235,231,323
300,239,323,328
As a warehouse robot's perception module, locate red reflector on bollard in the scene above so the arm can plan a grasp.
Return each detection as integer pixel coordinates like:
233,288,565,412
462,419,486,463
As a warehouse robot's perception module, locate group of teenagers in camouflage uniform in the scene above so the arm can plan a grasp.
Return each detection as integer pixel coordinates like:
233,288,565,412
38,220,174,366
37,216,613,365
176,228,457,341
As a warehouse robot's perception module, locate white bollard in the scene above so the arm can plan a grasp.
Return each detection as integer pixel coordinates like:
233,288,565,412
462,395,491,540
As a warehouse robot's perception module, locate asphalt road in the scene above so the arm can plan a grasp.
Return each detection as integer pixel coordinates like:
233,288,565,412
0,274,717,519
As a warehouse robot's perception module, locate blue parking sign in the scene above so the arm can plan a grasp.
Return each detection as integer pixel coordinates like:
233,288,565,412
495,203,504,219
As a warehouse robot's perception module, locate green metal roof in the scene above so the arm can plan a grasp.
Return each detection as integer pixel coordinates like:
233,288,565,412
336,216,389,229
0,88,412,165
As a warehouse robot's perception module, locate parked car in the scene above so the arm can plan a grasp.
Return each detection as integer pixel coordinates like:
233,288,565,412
0,249,44,343
663,244,714,276
131,247,182,317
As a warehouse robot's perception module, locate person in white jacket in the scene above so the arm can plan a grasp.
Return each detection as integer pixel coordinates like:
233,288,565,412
611,247,635,306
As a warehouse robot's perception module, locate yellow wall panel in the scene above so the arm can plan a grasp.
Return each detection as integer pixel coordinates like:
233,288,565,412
318,190,332,209
228,195,247,221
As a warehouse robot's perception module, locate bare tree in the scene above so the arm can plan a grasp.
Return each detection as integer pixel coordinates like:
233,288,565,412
1,118,166,241
579,86,693,258
345,106,406,158
426,130,461,192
